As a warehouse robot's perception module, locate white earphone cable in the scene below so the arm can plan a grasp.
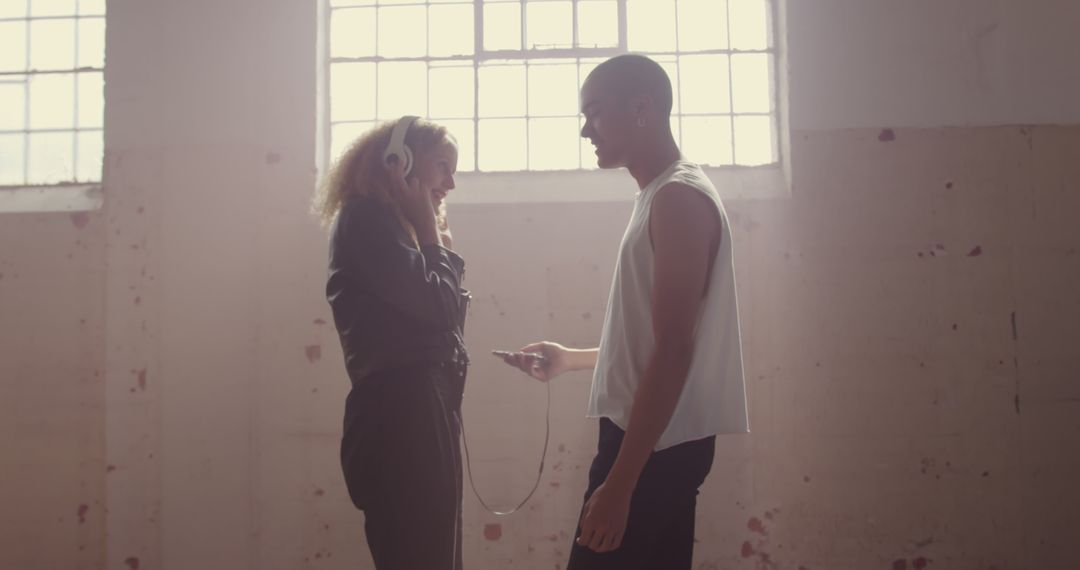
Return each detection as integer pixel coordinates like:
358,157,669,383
456,378,552,516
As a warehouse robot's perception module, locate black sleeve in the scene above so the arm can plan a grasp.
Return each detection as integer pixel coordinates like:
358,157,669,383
335,200,466,330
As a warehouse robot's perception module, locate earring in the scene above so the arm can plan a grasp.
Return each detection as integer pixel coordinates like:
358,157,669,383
636,118,646,127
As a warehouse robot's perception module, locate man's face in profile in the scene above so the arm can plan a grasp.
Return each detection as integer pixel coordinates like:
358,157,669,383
580,78,635,169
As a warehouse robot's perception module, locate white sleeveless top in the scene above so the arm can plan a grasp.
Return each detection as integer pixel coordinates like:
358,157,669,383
587,159,749,450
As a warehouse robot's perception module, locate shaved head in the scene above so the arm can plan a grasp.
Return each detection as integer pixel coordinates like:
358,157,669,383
583,54,674,118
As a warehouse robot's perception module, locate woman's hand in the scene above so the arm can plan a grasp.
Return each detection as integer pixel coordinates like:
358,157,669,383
437,205,453,249
498,341,575,382
387,157,439,245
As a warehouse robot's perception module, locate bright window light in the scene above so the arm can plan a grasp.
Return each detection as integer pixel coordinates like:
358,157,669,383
325,0,777,172
0,0,106,187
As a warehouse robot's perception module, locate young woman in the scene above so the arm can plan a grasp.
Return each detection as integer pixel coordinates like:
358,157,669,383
313,117,468,570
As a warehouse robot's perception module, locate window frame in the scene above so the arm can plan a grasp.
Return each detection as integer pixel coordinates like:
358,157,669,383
0,3,106,212
320,0,786,187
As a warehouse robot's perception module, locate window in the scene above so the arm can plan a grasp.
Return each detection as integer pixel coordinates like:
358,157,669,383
0,0,106,188
325,0,776,173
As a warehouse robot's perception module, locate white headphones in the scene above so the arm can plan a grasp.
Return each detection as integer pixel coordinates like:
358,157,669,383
383,115,420,176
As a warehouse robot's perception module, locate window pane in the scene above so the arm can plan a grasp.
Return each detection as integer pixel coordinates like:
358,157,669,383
576,1,617,48
483,2,521,51
429,4,474,57
331,62,376,121
0,81,26,130
731,54,772,114
27,131,75,185
528,62,577,117
681,115,732,166
0,134,25,186
330,0,375,6
478,118,526,171
77,17,105,68
0,23,27,73
77,71,103,128
679,54,729,114
31,0,78,17
377,61,426,119
75,129,102,181
478,63,524,117
678,0,728,52
378,6,426,58
30,19,76,71
78,0,106,16
0,2,27,18
429,65,474,119
730,0,770,51
439,118,475,172
526,1,572,50
29,73,75,130
331,7,376,58
529,117,578,170
330,121,374,163
734,115,774,165
627,0,675,52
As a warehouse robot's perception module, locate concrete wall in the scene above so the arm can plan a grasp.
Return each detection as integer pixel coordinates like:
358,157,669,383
1,1,1078,569
787,0,1080,129
0,212,106,570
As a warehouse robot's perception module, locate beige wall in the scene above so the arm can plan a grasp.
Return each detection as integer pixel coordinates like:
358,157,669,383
0,212,106,570
2,1,1079,569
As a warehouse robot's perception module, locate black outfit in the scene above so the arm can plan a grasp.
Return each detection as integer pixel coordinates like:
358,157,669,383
327,195,470,570
567,418,716,570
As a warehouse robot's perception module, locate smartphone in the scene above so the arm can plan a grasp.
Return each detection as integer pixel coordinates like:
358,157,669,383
492,350,546,362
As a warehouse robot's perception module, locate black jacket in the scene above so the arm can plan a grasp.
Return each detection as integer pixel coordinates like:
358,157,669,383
327,196,470,384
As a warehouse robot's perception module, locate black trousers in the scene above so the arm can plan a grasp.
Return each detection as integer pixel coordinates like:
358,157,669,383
340,362,465,570
567,418,716,570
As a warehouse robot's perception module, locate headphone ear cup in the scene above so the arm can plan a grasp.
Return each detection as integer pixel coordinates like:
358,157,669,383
401,144,414,176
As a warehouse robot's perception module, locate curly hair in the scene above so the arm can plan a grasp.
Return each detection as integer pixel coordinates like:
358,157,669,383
312,118,453,240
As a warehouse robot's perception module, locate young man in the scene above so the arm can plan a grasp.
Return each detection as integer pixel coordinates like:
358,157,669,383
500,54,749,569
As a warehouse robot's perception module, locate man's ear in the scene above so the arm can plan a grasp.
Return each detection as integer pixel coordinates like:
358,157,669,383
627,93,655,121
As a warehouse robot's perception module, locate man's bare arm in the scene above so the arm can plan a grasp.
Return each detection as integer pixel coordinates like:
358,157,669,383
576,182,719,552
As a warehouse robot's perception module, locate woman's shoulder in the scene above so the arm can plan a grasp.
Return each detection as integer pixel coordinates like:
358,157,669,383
340,194,391,220
338,195,397,231
334,194,404,244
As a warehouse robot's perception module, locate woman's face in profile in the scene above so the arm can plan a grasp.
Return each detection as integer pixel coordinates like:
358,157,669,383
411,139,458,209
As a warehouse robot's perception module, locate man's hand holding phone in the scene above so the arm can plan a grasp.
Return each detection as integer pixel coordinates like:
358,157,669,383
493,342,576,382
